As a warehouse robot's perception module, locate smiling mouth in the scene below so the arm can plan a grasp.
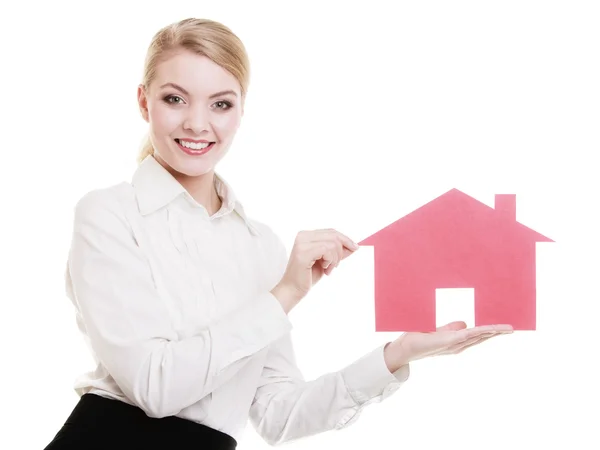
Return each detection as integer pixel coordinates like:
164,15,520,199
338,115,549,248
174,138,215,149
173,139,218,157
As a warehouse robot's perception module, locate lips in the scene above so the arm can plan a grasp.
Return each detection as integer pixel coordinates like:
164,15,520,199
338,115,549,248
174,139,216,156
174,138,215,145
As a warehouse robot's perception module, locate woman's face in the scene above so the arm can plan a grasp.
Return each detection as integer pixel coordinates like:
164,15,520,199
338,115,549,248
137,50,243,177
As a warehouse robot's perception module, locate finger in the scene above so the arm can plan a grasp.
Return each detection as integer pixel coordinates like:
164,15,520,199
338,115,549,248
455,336,493,354
308,229,359,255
446,332,494,354
332,238,343,267
463,325,513,341
321,248,337,269
335,231,360,256
436,336,481,356
446,331,509,355
436,321,467,332
307,236,346,268
455,333,506,354
295,230,335,245
299,242,335,268
468,324,514,334
324,261,336,276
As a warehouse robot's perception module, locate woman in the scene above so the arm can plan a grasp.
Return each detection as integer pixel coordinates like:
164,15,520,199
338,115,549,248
45,18,512,450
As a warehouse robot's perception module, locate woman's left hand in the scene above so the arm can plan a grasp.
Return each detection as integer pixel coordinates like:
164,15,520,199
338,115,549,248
385,321,513,370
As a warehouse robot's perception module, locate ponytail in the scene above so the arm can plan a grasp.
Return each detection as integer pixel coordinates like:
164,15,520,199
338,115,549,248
137,134,154,164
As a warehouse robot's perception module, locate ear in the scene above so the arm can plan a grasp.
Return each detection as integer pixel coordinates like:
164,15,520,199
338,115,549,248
137,84,150,123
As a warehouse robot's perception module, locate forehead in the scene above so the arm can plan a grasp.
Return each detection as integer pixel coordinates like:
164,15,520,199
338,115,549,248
153,50,240,95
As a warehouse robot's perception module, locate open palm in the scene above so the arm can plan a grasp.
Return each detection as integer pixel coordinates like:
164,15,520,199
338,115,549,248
392,321,513,366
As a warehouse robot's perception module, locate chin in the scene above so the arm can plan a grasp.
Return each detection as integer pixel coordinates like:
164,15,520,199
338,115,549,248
171,159,217,177
181,165,216,177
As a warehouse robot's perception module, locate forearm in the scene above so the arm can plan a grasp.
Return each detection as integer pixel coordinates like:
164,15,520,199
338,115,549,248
250,341,409,445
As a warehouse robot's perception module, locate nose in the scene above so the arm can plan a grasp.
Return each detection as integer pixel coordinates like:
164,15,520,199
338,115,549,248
183,105,210,134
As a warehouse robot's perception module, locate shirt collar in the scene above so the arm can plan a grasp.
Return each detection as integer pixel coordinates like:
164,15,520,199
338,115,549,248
132,155,260,236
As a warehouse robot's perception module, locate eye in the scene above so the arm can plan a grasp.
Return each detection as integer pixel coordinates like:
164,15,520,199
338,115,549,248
164,95,185,104
213,100,233,110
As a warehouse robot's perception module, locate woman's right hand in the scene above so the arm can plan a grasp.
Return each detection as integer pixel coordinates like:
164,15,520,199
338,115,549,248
271,229,360,313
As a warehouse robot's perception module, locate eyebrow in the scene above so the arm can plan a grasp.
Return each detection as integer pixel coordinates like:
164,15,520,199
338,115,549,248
159,83,238,99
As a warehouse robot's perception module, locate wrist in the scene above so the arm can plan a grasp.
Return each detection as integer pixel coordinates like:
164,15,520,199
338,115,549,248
270,284,297,314
384,340,410,373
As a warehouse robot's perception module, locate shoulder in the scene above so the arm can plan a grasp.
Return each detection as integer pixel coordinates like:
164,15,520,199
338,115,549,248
72,182,137,230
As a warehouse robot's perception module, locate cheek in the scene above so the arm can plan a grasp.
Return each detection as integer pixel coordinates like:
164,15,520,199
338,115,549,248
212,112,241,137
150,104,181,136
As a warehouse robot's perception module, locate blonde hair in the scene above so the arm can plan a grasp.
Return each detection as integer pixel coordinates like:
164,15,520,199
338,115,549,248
136,18,250,164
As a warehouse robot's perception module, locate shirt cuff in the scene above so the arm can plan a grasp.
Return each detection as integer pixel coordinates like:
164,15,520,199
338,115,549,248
341,343,410,405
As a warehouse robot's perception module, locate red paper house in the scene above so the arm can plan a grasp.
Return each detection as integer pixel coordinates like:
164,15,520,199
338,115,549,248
358,189,553,332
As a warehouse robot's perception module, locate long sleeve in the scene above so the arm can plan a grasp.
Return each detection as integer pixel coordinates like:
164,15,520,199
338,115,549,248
249,234,410,446
248,333,409,446
67,190,292,418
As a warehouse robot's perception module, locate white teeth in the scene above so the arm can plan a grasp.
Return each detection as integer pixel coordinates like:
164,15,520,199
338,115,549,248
179,140,210,150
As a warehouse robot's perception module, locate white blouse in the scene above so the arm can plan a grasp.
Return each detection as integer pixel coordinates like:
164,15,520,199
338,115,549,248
65,154,409,445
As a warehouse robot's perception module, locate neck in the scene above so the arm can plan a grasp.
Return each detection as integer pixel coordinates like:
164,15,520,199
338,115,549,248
182,172,222,216
154,155,223,216
172,170,222,216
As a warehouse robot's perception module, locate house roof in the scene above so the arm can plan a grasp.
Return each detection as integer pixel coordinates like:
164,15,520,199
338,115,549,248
359,188,554,246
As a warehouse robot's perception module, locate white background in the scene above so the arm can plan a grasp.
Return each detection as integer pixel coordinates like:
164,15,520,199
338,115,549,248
1,1,598,448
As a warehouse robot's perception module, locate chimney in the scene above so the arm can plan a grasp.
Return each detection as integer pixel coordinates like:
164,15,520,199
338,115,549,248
495,194,516,221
